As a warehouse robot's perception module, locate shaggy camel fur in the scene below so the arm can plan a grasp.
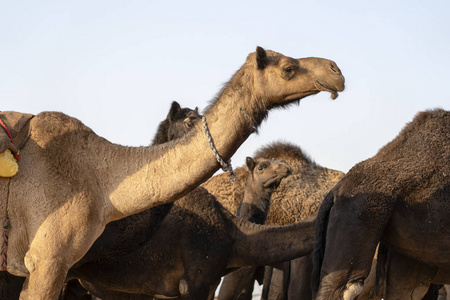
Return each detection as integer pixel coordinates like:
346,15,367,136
68,160,311,300
204,142,344,225
205,142,344,300
0,47,344,299
313,108,450,300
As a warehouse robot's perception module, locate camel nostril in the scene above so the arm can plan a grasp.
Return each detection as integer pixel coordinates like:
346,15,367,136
330,64,338,74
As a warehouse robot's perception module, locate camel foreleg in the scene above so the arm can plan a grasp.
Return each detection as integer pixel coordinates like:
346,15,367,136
18,202,105,299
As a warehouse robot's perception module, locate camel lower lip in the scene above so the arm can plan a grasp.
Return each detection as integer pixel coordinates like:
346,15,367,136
315,80,338,100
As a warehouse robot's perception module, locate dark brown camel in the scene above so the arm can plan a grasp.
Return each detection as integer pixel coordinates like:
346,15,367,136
357,244,448,300
0,47,344,299
68,163,312,300
312,108,450,299
208,142,344,300
65,103,302,300
216,155,294,300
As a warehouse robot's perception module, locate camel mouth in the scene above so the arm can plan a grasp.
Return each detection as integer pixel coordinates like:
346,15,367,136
264,179,282,190
315,80,340,100
263,172,291,189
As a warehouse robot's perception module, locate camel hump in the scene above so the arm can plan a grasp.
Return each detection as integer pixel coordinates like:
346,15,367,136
0,111,34,153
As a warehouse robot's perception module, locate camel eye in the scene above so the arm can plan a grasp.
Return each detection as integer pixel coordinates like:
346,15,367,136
284,67,293,73
258,166,264,171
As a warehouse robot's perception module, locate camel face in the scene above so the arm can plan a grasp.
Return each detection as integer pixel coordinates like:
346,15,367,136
246,157,291,191
151,101,200,145
167,103,200,141
237,157,292,225
252,48,345,106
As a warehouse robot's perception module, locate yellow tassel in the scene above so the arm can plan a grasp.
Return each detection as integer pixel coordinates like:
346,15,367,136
0,149,18,177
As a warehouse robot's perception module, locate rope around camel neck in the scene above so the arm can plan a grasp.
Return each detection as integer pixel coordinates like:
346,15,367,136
202,116,236,182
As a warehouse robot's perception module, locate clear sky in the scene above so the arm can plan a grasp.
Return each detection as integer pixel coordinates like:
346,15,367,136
1,0,449,173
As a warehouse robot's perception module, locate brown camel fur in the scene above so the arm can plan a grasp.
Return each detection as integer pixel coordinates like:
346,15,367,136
237,156,292,225
312,108,450,300
203,141,344,225
66,158,311,300
61,105,293,300
357,244,450,300
205,142,344,300
0,47,344,299
0,100,202,299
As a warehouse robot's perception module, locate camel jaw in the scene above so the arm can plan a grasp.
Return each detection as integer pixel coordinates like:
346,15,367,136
283,91,320,104
314,80,342,100
262,173,290,189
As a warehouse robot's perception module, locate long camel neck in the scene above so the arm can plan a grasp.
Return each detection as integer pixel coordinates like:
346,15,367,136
228,215,316,268
99,69,266,220
238,183,271,224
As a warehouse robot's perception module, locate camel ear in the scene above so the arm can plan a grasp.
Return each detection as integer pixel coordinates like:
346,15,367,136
194,107,199,114
246,157,256,172
168,101,181,122
256,46,268,70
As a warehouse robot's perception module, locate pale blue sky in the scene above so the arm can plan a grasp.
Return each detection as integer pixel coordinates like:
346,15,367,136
1,0,449,173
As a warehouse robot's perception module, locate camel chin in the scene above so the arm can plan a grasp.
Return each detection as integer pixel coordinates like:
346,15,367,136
314,80,340,100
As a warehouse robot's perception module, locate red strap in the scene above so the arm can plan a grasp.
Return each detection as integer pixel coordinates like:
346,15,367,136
0,117,19,161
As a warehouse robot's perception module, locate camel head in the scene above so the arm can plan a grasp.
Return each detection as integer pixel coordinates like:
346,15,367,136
238,157,292,224
245,156,292,193
249,46,345,108
151,101,201,145
167,101,200,141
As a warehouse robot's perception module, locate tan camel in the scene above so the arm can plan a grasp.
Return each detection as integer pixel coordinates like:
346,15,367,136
203,141,344,224
0,46,345,299
203,141,344,300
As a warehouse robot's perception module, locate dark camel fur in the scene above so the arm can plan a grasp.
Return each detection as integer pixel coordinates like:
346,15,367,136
313,108,450,300
67,103,306,300
210,142,344,300
69,186,314,300
357,244,447,299
0,47,344,299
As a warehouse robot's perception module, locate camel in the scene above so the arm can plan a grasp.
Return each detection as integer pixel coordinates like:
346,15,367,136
0,46,345,299
203,142,345,300
356,244,449,300
203,141,345,225
0,100,202,299
67,157,311,300
58,103,294,300
312,108,450,300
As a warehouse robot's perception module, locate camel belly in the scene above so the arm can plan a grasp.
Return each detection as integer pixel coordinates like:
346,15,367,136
382,199,450,268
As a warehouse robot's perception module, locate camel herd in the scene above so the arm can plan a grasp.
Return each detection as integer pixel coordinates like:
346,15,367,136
0,47,448,300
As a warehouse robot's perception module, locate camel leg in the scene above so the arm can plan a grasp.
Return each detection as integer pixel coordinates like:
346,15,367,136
218,266,256,300
19,255,68,300
384,249,437,300
288,255,313,300
179,279,210,300
19,204,104,299
316,195,393,300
